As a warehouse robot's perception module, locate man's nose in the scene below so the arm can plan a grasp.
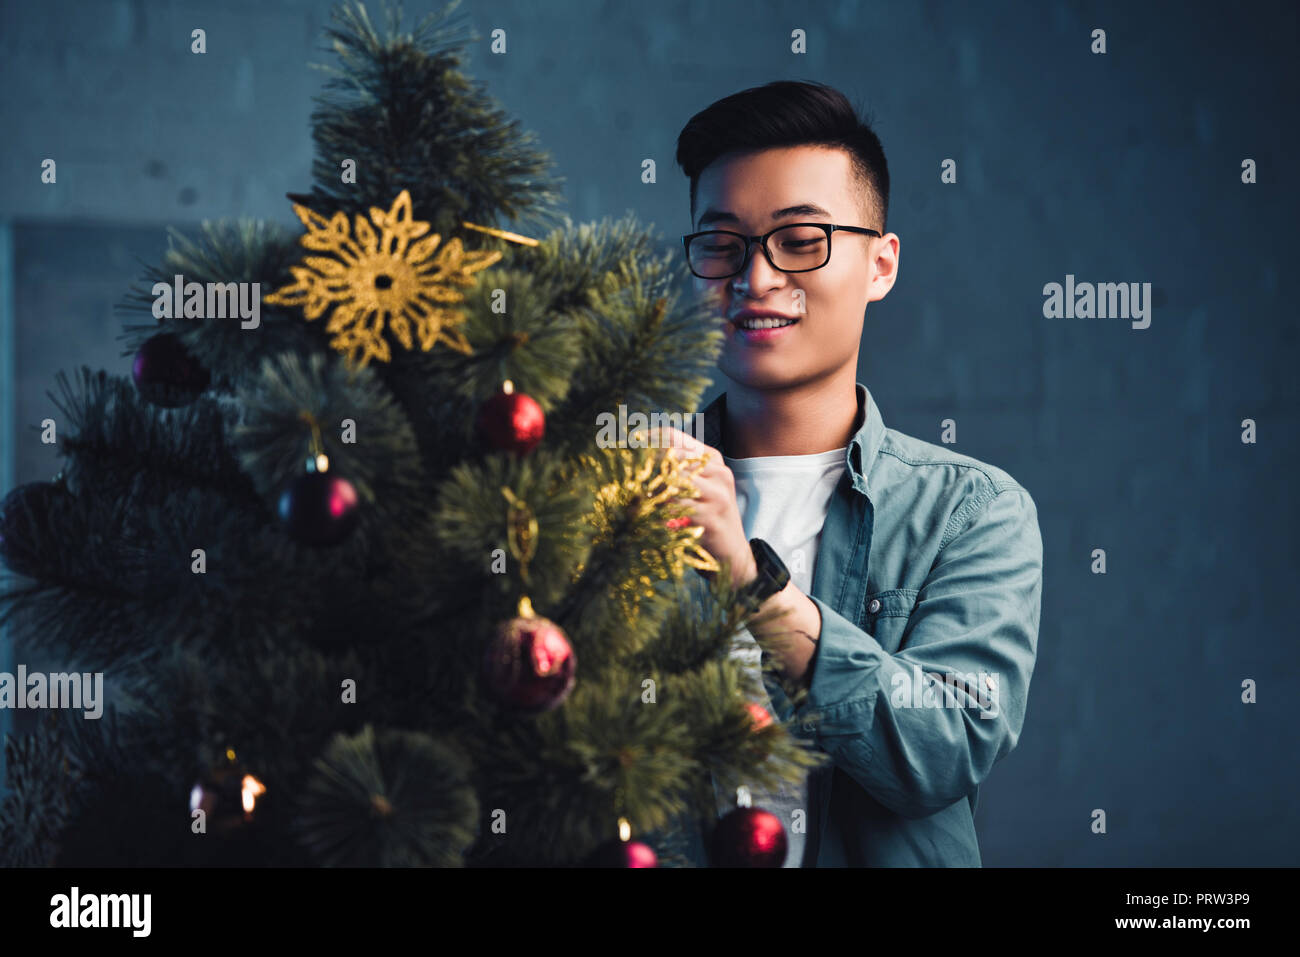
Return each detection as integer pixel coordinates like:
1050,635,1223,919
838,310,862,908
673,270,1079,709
731,239,784,296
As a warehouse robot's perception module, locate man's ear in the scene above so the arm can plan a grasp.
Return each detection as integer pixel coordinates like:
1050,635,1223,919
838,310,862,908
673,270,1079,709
866,234,900,303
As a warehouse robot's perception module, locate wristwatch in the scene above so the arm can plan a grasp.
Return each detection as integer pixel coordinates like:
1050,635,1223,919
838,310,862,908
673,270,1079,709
743,538,790,604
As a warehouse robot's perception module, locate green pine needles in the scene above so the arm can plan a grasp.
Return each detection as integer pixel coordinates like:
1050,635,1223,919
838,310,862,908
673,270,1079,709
0,0,820,868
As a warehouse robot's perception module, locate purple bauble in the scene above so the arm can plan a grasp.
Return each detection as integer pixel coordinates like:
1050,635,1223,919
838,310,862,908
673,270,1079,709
132,332,210,407
277,471,360,546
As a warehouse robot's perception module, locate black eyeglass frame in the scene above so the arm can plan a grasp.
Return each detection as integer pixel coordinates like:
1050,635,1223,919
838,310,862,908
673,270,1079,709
681,222,882,279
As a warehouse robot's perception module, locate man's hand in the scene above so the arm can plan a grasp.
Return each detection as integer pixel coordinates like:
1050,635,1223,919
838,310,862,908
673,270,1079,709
656,426,757,589
655,425,823,686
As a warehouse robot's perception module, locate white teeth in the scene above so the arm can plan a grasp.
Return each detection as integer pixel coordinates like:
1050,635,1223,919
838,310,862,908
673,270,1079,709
737,317,797,330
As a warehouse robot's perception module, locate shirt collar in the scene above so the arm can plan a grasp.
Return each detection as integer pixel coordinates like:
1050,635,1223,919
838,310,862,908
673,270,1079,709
700,382,885,495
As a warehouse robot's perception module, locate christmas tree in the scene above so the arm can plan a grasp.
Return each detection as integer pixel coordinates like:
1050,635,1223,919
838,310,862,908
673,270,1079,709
0,0,821,867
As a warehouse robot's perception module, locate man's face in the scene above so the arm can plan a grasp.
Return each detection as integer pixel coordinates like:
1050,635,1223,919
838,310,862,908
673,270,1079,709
690,145,898,391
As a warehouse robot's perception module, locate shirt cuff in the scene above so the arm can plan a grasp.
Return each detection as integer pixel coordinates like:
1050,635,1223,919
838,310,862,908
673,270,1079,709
796,594,886,738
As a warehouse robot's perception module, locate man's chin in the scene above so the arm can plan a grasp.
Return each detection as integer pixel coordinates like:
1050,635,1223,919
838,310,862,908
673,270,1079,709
718,359,803,392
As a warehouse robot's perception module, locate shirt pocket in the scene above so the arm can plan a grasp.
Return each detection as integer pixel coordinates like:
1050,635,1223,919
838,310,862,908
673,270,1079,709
858,588,917,654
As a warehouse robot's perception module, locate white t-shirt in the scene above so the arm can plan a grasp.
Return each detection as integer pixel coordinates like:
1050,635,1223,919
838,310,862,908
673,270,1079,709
712,446,847,867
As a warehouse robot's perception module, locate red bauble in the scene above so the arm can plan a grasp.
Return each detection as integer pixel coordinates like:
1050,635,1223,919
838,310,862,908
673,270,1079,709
476,382,545,456
710,807,788,868
132,332,210,407
587,839,659,868
277,471,360,546
746,702,773,730
481,605,576,713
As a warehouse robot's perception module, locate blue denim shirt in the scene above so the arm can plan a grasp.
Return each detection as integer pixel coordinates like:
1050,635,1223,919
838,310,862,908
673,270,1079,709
660,382,1043,866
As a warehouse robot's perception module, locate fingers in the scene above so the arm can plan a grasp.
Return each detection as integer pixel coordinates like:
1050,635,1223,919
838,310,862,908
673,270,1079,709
656,426,717,472
655,425,703,450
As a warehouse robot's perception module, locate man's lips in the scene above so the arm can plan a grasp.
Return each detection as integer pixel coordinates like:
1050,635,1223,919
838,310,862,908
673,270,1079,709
727,310,801,343
728,309,802,330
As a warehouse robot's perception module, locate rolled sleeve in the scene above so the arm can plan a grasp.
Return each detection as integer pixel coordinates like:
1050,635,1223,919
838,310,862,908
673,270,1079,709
796,486,1043,819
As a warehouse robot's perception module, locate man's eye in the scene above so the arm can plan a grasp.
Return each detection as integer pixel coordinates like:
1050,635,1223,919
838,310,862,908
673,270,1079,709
779,239,826,256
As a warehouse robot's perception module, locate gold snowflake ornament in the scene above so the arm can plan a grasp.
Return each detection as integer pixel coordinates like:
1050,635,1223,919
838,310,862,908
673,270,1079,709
594,437,720,579
575,440,721,622
264,190,503,367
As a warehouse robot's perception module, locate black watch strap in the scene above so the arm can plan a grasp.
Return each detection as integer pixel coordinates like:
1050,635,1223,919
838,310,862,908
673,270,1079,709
745,538,790,603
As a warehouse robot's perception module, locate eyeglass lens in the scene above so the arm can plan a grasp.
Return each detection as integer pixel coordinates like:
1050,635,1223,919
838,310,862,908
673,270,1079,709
689,225,829,278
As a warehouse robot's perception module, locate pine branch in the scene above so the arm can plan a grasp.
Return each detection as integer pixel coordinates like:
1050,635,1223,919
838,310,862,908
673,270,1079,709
299,0,565,240
229,349,427,513
51,368,261,507
295,726,478,867
115,218,320,395
0,0,823,868
430,450,594,614
547,248,726,457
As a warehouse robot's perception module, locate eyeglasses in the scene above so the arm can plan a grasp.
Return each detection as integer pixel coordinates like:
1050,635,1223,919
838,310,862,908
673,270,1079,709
681,222,881,280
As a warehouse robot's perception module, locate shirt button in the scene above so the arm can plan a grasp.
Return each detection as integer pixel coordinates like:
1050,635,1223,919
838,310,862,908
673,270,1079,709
867,598,882,614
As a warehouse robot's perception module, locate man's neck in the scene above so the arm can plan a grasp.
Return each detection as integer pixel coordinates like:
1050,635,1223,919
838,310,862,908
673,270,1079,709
722,369,861,458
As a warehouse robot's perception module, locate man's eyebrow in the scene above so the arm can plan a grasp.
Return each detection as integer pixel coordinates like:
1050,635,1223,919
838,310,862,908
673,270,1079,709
696,203,833,228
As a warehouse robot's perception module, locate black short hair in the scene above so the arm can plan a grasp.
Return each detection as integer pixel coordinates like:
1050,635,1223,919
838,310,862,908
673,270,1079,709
675,80,889,233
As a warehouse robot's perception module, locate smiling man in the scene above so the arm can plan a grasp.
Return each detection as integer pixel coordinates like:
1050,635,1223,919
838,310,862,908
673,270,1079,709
658,80,1044,867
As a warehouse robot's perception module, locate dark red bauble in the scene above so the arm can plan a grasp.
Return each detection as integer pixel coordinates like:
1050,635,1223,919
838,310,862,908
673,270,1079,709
710,807,788,868
481,613,576,713
132,332,210,407
587,839,659,868
0,481,65,578
277,471,360,546
476,387,545,456
746,702,773,730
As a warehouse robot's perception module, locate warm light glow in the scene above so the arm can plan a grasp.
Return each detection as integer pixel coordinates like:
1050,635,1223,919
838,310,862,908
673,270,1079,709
618,817,631,842
241,774,267,814
315,453,330,473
